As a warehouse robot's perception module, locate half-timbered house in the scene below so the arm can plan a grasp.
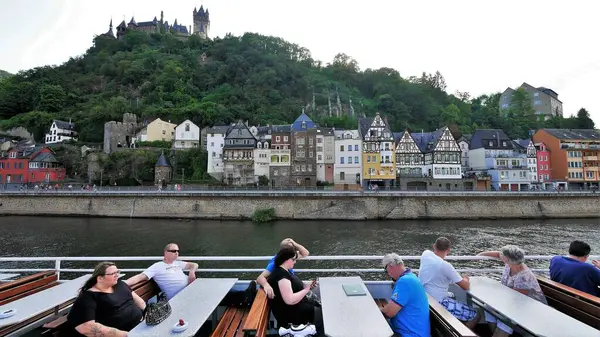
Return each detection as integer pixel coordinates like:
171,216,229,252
358,113,396,188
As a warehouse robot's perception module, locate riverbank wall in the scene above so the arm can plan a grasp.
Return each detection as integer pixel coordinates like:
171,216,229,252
0,192,598,220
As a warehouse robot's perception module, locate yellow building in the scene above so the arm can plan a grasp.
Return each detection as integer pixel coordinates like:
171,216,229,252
358,112,396,188
137,118,177,142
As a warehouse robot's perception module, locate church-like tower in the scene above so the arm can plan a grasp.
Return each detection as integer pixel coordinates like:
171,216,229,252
193,5,210,38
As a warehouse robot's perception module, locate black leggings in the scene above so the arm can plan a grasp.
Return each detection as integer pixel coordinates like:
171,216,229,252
312,306,325,336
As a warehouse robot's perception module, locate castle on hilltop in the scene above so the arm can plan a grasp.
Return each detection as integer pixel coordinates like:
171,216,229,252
99,5,210,40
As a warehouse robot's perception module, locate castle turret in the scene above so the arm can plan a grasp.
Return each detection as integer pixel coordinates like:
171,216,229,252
116,20,127,39
193,5,210,39
128,16,137,27
100,19,115,39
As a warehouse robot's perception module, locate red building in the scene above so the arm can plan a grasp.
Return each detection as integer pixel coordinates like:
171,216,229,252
0,146,66,184
535,141,552,189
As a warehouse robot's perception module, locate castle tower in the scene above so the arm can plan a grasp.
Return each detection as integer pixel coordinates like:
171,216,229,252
193,5,210,39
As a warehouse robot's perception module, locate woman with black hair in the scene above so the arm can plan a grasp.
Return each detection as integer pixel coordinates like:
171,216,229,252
267,246,323,334
66,262,146,336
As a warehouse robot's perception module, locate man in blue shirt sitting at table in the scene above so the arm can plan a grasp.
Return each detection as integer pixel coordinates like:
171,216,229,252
550,240,600,296
380,253,430,337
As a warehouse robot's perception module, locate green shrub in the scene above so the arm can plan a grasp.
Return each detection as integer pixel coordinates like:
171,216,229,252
252,208,276,223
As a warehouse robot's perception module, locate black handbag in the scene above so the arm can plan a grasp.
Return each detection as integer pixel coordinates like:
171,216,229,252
144,293,172,325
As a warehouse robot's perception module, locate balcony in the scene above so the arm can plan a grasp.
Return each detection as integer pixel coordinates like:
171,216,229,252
585,167,599,171
381,161,394,167
223,156,253,162
583,156,598,161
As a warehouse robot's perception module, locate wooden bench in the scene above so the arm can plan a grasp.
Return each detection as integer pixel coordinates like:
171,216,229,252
241,290,270,337
374,297,478,337
536,275,600,329
0,271,58,306
210,306,249,337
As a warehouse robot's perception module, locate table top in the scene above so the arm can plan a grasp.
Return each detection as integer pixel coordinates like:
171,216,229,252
319,276,393,337
469,277,600,337
0,274,20,281
128,278,238,337
0,274,91,328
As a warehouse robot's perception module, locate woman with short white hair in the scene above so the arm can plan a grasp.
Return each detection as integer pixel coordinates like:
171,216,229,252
477,245,547,336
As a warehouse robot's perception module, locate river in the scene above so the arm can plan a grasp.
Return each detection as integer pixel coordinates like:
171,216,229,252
1,216,599,276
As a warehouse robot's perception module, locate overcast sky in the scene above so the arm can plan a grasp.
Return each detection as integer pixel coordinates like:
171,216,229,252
1,0,599,125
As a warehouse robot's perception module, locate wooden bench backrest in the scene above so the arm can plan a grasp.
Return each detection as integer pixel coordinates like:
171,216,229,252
242,290,269,336
427,294,478,337
131,279,160,302
536,276,600,329
0,271,58,305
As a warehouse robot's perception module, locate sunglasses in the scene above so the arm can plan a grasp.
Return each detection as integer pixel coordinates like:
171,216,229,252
167,250,180,253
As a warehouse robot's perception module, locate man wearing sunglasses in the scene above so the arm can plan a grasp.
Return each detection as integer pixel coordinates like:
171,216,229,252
126,243,198,300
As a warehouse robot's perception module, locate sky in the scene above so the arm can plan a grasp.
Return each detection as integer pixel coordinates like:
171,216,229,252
1,0,599,125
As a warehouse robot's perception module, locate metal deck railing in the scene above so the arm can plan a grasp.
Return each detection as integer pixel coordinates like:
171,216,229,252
0,255,588,281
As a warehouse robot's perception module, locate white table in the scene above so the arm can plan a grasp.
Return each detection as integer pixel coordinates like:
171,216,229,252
0,274,90,328
0,274,20,282
320,276,393,337
128,278,238,337
469,277,600,337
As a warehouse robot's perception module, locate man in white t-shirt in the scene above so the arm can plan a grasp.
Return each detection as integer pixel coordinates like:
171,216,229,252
419,237,479,329
126,243,198,300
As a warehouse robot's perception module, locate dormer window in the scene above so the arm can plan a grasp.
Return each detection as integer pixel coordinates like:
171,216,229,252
301,121,306,129
185,124,190,132
502,141,507,147
265,142,269,149
9,152,16,158
237,129,242,136
257,142,262,149
488,141,494,147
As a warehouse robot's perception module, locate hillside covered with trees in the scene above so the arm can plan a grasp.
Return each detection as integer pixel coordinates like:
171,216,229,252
0,31,594,143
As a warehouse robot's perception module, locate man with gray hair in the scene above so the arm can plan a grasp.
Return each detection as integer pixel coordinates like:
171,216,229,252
381,253,430,337
419,237,479,329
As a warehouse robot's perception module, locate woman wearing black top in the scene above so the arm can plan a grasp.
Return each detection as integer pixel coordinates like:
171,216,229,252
267,246,323,334
67,262,146,337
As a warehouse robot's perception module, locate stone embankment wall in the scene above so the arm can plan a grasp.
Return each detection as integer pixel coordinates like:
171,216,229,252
0,192,598,220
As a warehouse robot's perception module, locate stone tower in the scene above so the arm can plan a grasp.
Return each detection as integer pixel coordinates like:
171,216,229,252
193,5,210,39
155,152,172,184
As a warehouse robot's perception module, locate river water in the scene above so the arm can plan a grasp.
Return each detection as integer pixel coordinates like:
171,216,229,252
1,216,599,278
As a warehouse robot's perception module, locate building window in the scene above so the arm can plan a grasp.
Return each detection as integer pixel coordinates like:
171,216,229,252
340,157,345,164
354,156,359,164
347,156,352,164
9,152,16,158
340,172,345,180
339,145,344,152
354,144,359,151
284,136,288,142
348,145,352,151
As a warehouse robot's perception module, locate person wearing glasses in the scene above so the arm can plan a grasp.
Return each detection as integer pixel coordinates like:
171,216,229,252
125,243,198,300
381,253,430,337
67,262,145,337
257,238,310,299
267,246,323,335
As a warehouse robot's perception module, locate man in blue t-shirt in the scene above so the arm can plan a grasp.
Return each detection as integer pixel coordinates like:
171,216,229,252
550,240,600,296
256,238,310,298
381,253,430,337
